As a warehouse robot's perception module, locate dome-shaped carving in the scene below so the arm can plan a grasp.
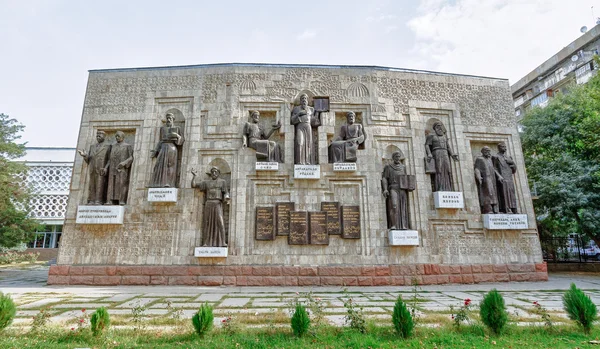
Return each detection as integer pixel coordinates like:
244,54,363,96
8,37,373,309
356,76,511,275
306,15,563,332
372,104,386,113
347,82,369,97
240,79,257,93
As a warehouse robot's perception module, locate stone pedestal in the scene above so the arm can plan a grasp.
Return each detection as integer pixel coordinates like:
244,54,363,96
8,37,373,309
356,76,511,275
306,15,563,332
76,205,125,224
194,247,228,257
147,188,178,202
333,163,357,172
256,162,278,171
483,214,528,230
294,165,320,179
388,230,419,246
433,191,464,208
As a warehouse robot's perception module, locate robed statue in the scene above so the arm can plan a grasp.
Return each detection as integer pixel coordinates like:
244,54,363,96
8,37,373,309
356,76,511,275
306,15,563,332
192,166,230,247
329,111,365,163
150,113,184,187
425,122,459,191
291,93,321,165
382,151,416,230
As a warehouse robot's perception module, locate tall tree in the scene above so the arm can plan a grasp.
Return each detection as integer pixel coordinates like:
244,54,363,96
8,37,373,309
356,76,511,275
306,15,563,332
521,68,600,246
0,113,39,248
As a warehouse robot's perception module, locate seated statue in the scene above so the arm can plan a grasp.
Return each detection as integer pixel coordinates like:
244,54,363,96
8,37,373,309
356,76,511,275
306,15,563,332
242,111,282,163
329,111,365,163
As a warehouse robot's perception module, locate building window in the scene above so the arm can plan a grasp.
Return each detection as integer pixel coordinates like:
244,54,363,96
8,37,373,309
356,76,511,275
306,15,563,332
530,93,549,108
27,225,62,249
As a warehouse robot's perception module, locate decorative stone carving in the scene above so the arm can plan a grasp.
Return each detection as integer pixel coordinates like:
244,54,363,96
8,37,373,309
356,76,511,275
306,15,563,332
106,131,134,205
191,166,230,247
425,121,459,192
329,111,365,163
474,146,501,214
149,113,184,188
78,130,110,205
382,151,416,230
242,111,282,163
493,142,518,214
291,93,322,165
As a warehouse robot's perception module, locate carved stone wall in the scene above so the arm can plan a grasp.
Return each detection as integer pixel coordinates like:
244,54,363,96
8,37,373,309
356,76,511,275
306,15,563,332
56,64,541,276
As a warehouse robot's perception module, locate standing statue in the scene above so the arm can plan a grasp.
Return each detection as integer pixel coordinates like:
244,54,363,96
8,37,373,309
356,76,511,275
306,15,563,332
191,166,230,247
493,142,518,213
291,93,321,165
149,113,184,188
329,111,365,163
78,130,110,205
474,146,503,214
242,111,283,163
106,131,134,205
382,151,416,230
425,122,459,191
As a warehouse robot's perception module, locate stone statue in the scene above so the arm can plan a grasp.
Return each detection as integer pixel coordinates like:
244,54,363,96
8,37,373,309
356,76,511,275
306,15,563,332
242,111,283,163
291,93,321,165
149,113,184,188
474,146,503,214
78,130,110,205
191,166,230,247
425,122,459,191
106,131,134,205
382,151,416,230
329,111,365,163
493,142,518,213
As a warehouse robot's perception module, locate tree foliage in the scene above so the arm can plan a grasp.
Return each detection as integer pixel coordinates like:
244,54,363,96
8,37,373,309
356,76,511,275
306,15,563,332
521,67,600,243
0,113,39,248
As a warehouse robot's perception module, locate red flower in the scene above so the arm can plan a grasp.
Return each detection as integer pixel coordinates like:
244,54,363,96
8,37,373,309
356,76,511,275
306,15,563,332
222,319,226,323
533,301,539,305
80,319,84,323
464,298,472,306
82,308,86,312
71,327,74,331
451,315,455,319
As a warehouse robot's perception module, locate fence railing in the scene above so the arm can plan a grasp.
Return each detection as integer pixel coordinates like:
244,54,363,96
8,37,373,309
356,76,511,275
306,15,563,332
540,236,599,263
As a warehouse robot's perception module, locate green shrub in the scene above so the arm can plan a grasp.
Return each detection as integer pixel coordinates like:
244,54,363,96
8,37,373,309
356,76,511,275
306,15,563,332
90,307,110,336
479,289,507,335
192,303,213,336
392,295,413,338
563,283,597,334
0,293,16,331
290,303,310,337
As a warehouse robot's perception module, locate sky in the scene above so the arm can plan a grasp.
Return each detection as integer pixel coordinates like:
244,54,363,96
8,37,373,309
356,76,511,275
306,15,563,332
1,0,599,147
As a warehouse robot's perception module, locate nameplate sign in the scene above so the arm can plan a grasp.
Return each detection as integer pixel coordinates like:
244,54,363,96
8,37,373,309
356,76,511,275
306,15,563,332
276,202,295,236
333,163,357,172
321,201,341,235
433,191,464,209
341,206,361,239
388,230,419,246
147,188,178,202
76,205,124,224
309,211,329,245
194,247,228,258
294,165,320,179
289,211,309,245
256,162,279,171
483,214,528,230
255,207,275,241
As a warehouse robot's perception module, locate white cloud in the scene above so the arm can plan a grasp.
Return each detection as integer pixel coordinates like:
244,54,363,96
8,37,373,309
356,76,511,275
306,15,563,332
406,0,599,83
296,30,317,40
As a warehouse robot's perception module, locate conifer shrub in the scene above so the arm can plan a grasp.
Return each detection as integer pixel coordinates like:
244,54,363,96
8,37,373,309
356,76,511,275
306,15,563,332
392,295,413,338
90,307,110,336
563,283,597,334
192,303,214,336
479,289,507,335
0,292,16,331
291,303,310,337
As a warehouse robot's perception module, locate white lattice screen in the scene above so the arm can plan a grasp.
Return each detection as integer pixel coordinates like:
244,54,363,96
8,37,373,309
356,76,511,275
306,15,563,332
30,194,69,219
26,164,72,220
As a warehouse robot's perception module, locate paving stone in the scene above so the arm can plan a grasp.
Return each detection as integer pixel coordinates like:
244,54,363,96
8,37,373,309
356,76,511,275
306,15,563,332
53,303,110,309
325,315,345,326
116,298,159,308
214,308,272,314
251,302,286,308
196,294,225,302
219,298,250,307
19,297,63,309
101,294,139,303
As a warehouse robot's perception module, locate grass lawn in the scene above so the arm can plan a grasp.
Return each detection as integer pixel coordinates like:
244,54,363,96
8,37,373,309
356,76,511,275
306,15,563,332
1,324,599,349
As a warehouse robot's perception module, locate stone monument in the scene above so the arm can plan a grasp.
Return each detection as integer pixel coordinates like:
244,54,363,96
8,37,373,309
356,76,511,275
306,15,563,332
51,63,545,286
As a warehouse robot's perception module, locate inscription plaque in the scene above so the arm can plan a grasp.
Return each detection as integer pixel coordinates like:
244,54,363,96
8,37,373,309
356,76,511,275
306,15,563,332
388,230,419,246
433,191,464,209
288,211,309,245
255,162,279,171
483,214,528,230
255,207,275,240
341,205,361,239
276,202,295,236
194,247,228,257
76,205,124,224
147,188,178,202
309,211,329,245
321,201,341,235
294,165,320,179
333,163,357,172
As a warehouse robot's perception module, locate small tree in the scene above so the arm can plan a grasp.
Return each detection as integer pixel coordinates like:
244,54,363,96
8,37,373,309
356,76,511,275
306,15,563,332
192,303,213,336
0,113,39,248
291,303,310,337
90,307,110,336
392,295,413,338
0,292,16,331
563,283,597,334
479,289,507,335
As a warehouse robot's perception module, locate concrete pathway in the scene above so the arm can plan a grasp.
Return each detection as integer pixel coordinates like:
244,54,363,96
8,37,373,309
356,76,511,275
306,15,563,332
1,266,599,330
